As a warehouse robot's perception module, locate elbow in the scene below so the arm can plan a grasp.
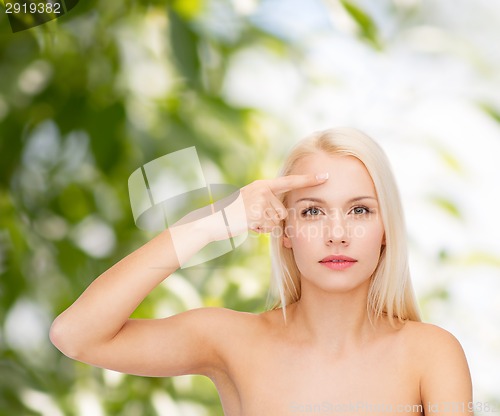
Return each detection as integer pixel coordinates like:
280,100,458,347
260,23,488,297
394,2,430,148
49,317,82,360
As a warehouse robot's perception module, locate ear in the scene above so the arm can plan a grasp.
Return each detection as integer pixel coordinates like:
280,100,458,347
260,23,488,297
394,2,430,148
283,229,292,249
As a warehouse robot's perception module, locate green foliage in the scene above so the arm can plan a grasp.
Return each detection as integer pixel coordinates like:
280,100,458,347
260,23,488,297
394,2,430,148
2,0,499,412
479,102,500,124
427,195,462,219
339,0,382,49
0,1,288,414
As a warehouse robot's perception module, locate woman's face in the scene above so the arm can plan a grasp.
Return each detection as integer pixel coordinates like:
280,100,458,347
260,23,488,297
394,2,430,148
283,152,385,294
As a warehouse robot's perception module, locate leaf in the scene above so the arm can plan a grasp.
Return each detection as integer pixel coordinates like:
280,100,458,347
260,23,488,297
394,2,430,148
167,7,202,88
171,0,204,20
64,0,80,13
339,0,382,49
435,145,464,174
459,252,500,268
479,102,500,124
428,195,462,219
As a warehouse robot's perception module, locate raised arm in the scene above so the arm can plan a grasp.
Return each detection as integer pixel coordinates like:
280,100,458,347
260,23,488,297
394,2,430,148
49,173,328,378
49,214,228,377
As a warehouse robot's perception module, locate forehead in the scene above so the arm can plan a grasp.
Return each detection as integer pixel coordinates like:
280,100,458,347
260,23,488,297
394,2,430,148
288,152,376,202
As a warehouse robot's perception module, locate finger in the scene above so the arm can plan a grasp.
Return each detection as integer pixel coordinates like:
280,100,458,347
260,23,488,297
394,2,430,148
259,222,280,233
250,203,284,232
263,206,276,221
269,198,288,222
263,205,282,225
250,223,275,234
268,173,329,194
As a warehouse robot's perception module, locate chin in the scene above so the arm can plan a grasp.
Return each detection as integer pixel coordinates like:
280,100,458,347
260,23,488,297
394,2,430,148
301,274,371,295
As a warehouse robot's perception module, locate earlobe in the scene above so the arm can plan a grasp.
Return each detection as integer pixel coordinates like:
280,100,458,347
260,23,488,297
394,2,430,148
283,230,292,248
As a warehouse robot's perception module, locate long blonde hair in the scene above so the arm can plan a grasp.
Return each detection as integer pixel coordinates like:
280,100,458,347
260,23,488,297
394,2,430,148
269,127,421,326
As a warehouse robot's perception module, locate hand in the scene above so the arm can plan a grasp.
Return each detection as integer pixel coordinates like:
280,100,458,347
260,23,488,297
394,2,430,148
238,173,329,234
174,173,329,243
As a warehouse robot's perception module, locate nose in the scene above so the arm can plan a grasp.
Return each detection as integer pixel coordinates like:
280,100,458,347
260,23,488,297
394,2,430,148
324,212,349,246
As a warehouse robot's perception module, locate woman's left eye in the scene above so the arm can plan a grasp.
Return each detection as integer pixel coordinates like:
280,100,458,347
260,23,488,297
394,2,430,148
351,206,370,215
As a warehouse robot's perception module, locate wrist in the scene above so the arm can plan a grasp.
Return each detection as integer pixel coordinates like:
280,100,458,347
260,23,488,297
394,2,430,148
197,210,231,243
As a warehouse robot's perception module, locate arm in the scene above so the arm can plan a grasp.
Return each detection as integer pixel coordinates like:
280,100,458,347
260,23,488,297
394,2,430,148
50,173,328,377
49,215,230,377
420,324,473,416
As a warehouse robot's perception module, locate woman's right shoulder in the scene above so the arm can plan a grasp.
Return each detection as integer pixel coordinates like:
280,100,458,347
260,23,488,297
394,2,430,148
183,306,261,321
177,306,268,338
180,307,271,368
174,306,283,364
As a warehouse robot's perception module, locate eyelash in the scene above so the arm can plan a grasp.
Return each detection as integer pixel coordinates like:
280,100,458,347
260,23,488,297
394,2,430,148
301,207,324,217
351,206,372,215
300,206,372,218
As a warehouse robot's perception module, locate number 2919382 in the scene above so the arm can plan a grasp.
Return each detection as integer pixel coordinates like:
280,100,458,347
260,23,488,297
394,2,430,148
5,2,62,14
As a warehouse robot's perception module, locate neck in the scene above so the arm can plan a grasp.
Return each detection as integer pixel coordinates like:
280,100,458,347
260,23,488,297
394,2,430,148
286,279,378,353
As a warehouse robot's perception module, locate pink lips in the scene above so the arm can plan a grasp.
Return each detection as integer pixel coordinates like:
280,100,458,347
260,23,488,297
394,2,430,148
319,255,357,271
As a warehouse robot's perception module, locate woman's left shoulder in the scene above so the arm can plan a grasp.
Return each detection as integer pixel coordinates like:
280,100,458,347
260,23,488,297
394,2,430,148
398,321,470,373
399,320,465,352
398,322,473,403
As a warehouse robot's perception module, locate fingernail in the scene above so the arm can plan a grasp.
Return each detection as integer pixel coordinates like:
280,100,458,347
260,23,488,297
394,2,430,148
316,173,329,181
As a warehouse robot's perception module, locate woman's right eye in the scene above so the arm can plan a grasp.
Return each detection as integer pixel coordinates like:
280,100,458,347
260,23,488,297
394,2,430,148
301,207,323,217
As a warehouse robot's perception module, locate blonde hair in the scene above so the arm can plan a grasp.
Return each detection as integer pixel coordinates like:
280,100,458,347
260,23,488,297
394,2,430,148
270,127,421,326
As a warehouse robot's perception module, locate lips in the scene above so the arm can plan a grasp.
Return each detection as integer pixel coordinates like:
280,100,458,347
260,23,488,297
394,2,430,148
319,255,357,263
319,255,357,271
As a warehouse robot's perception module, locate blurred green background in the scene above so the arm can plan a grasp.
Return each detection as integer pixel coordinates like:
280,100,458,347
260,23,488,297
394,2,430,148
1,0,499,415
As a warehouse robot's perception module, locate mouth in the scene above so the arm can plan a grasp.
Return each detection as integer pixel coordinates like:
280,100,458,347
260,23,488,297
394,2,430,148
319,255,357,270
319,255,357,263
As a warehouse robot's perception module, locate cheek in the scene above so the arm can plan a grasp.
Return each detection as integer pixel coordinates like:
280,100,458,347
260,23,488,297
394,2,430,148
371,221,385,244
343,221,385,262
356,222,385,254
283,220,323,248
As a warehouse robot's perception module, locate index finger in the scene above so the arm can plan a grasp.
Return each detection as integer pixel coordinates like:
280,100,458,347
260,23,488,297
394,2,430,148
268,173,329,194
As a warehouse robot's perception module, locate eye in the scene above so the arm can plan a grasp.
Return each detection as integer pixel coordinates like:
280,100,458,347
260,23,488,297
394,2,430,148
301,206,323,218
351,206,371,215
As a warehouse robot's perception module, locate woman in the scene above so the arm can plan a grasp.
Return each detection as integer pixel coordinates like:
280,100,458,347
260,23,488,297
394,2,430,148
50,127,473,415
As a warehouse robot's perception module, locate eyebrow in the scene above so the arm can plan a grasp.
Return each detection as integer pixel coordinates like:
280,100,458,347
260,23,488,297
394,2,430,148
293,196,377,205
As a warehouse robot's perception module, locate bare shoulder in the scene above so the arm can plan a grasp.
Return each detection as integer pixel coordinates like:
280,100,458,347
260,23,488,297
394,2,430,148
400,320,472,405
400,320,467,358
186,306,270,347
62,306,266,379
179,306,263,334
207,307,287,350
